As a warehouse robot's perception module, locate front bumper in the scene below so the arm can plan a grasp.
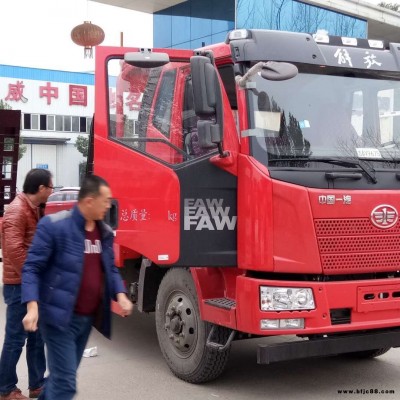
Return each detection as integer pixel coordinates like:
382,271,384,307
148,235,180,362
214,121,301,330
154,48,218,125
236,275,400,335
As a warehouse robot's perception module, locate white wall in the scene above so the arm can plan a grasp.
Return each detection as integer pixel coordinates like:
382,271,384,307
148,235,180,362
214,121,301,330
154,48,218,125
56,142,86,186
17,142,85,189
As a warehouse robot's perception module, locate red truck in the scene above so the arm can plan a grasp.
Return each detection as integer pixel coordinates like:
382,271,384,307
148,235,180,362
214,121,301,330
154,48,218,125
91,29,400,383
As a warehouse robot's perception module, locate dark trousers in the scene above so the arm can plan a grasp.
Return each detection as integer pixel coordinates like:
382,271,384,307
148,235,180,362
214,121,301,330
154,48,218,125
38,313,93,400
0,284,46,395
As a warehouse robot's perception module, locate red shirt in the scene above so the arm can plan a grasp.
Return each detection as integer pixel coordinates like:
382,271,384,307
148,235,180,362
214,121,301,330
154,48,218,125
74,225,104,315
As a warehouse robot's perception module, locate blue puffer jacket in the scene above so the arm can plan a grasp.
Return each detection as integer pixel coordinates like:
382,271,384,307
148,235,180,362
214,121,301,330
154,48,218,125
21,205,126,339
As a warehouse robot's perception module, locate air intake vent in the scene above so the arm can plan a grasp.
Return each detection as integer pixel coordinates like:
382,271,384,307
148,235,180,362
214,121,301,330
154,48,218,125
330,308,351,325
315,218,400,274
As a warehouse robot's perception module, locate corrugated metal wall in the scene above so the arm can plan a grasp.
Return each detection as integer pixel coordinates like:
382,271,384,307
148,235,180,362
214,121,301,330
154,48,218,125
56,143,85,186
17,143,84,189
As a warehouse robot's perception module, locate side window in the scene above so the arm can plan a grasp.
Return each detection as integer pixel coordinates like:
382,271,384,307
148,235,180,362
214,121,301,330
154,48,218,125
108,58,191,165
351,90,363,137
48,193,63,202
218,65,237,110
352,88,400,147
152,70,176,138
64,193,76,201
378,88,400,145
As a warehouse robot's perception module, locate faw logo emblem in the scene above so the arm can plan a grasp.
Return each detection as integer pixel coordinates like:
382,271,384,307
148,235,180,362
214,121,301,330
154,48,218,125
184,198,237,231
370,205,398,229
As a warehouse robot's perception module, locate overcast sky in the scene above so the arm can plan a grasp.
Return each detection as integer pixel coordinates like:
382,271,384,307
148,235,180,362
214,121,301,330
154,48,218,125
0,0,398,72
0,0,153,72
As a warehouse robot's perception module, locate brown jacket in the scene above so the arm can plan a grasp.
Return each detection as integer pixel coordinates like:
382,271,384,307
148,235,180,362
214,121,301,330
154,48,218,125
1,193,40,284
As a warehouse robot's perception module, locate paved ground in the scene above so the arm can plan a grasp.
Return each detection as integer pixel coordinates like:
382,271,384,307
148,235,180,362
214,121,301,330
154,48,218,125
1,261,400,399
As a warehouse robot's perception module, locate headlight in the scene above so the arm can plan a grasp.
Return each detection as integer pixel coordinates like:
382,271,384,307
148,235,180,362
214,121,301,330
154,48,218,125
260,318,305,330
260,286,315,311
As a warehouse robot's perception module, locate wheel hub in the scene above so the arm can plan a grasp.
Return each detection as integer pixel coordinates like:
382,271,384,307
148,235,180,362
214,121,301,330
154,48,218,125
164,293,197,353
170,315,182,334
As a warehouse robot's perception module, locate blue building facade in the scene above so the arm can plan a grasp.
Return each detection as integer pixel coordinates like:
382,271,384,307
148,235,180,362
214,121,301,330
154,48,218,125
154,0,367,49
154,0,235,49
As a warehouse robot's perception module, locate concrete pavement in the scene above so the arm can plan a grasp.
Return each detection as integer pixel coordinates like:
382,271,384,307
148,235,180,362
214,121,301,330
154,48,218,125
1,260,400,399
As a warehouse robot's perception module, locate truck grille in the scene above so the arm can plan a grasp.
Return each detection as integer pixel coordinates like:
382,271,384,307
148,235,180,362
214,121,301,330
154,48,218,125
315,219,400,274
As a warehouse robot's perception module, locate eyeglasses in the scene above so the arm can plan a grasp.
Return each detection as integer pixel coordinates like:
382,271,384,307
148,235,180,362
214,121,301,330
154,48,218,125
45,185,54,190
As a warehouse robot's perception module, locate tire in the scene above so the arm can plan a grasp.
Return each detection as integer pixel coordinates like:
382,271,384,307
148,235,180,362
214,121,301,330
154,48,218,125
344,347,391,359
155,268,231,383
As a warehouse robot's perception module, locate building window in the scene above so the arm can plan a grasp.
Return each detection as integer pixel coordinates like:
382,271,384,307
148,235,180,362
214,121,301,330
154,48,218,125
55,115,63,131
80,117,86,132
47,115,55,131
2,157,13,179
40,114,47,130
31,114,39,130
154,0,234,49
24,113,31,129
3,186,11,200
236,0,366,38
86,117,92,133
4,138,14,152
63,116,72,132
22,113,90,133
72,116,79,132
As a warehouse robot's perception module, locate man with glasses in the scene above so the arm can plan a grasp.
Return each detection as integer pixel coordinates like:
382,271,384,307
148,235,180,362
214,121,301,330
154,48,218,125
21,175,132,400
0,169,53,400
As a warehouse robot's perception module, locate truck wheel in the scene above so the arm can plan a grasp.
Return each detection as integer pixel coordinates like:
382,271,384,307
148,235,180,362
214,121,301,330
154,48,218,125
155,268,231,383
344,347,391,358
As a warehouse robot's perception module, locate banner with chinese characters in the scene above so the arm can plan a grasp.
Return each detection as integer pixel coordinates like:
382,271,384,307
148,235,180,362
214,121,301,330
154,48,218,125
0,76,95,116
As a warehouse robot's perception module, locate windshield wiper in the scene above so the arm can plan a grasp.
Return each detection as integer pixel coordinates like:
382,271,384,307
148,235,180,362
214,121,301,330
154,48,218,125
268,157,377,184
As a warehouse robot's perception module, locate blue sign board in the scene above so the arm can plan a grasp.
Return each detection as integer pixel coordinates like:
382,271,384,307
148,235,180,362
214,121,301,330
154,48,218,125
36,164,48,169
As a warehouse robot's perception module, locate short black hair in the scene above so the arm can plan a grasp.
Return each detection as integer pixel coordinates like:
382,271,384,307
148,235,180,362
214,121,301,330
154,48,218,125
78,175,109,201
23,169,53,194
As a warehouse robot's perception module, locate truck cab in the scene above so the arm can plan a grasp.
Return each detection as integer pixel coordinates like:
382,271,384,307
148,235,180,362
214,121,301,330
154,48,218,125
93,29,400,383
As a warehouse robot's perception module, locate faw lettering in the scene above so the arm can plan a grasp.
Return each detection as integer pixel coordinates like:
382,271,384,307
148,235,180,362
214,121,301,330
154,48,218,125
184,198,237,231
84,239,102,254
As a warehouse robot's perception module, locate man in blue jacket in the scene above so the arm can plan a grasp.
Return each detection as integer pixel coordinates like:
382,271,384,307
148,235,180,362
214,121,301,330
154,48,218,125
21,175,133,400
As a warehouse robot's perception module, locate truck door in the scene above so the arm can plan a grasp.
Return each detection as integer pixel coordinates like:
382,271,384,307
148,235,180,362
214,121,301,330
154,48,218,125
96,51,237,266
175,72,237,266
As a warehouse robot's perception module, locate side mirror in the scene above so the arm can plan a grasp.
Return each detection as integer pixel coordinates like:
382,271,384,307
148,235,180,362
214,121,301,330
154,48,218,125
260,61,298,81
235,61,298,88
197,120,221,149
190,56,224,153
124,49,170,68
190,56,217,116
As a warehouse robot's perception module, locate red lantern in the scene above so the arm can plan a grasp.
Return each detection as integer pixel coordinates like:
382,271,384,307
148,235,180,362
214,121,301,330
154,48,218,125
71,21,105,58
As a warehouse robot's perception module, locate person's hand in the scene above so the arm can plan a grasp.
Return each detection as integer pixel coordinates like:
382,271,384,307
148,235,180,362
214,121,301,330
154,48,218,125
116,293,133,317
23,301,39,331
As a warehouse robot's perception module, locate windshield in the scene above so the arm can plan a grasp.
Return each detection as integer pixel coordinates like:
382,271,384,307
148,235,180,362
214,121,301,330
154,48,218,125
248,65,400,167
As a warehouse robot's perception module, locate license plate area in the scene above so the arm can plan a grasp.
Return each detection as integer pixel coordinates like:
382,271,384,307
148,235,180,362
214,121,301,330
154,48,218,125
357,284,400,312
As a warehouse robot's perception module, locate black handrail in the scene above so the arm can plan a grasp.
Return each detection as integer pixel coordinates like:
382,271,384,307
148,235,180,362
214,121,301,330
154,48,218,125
118,137,190,160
